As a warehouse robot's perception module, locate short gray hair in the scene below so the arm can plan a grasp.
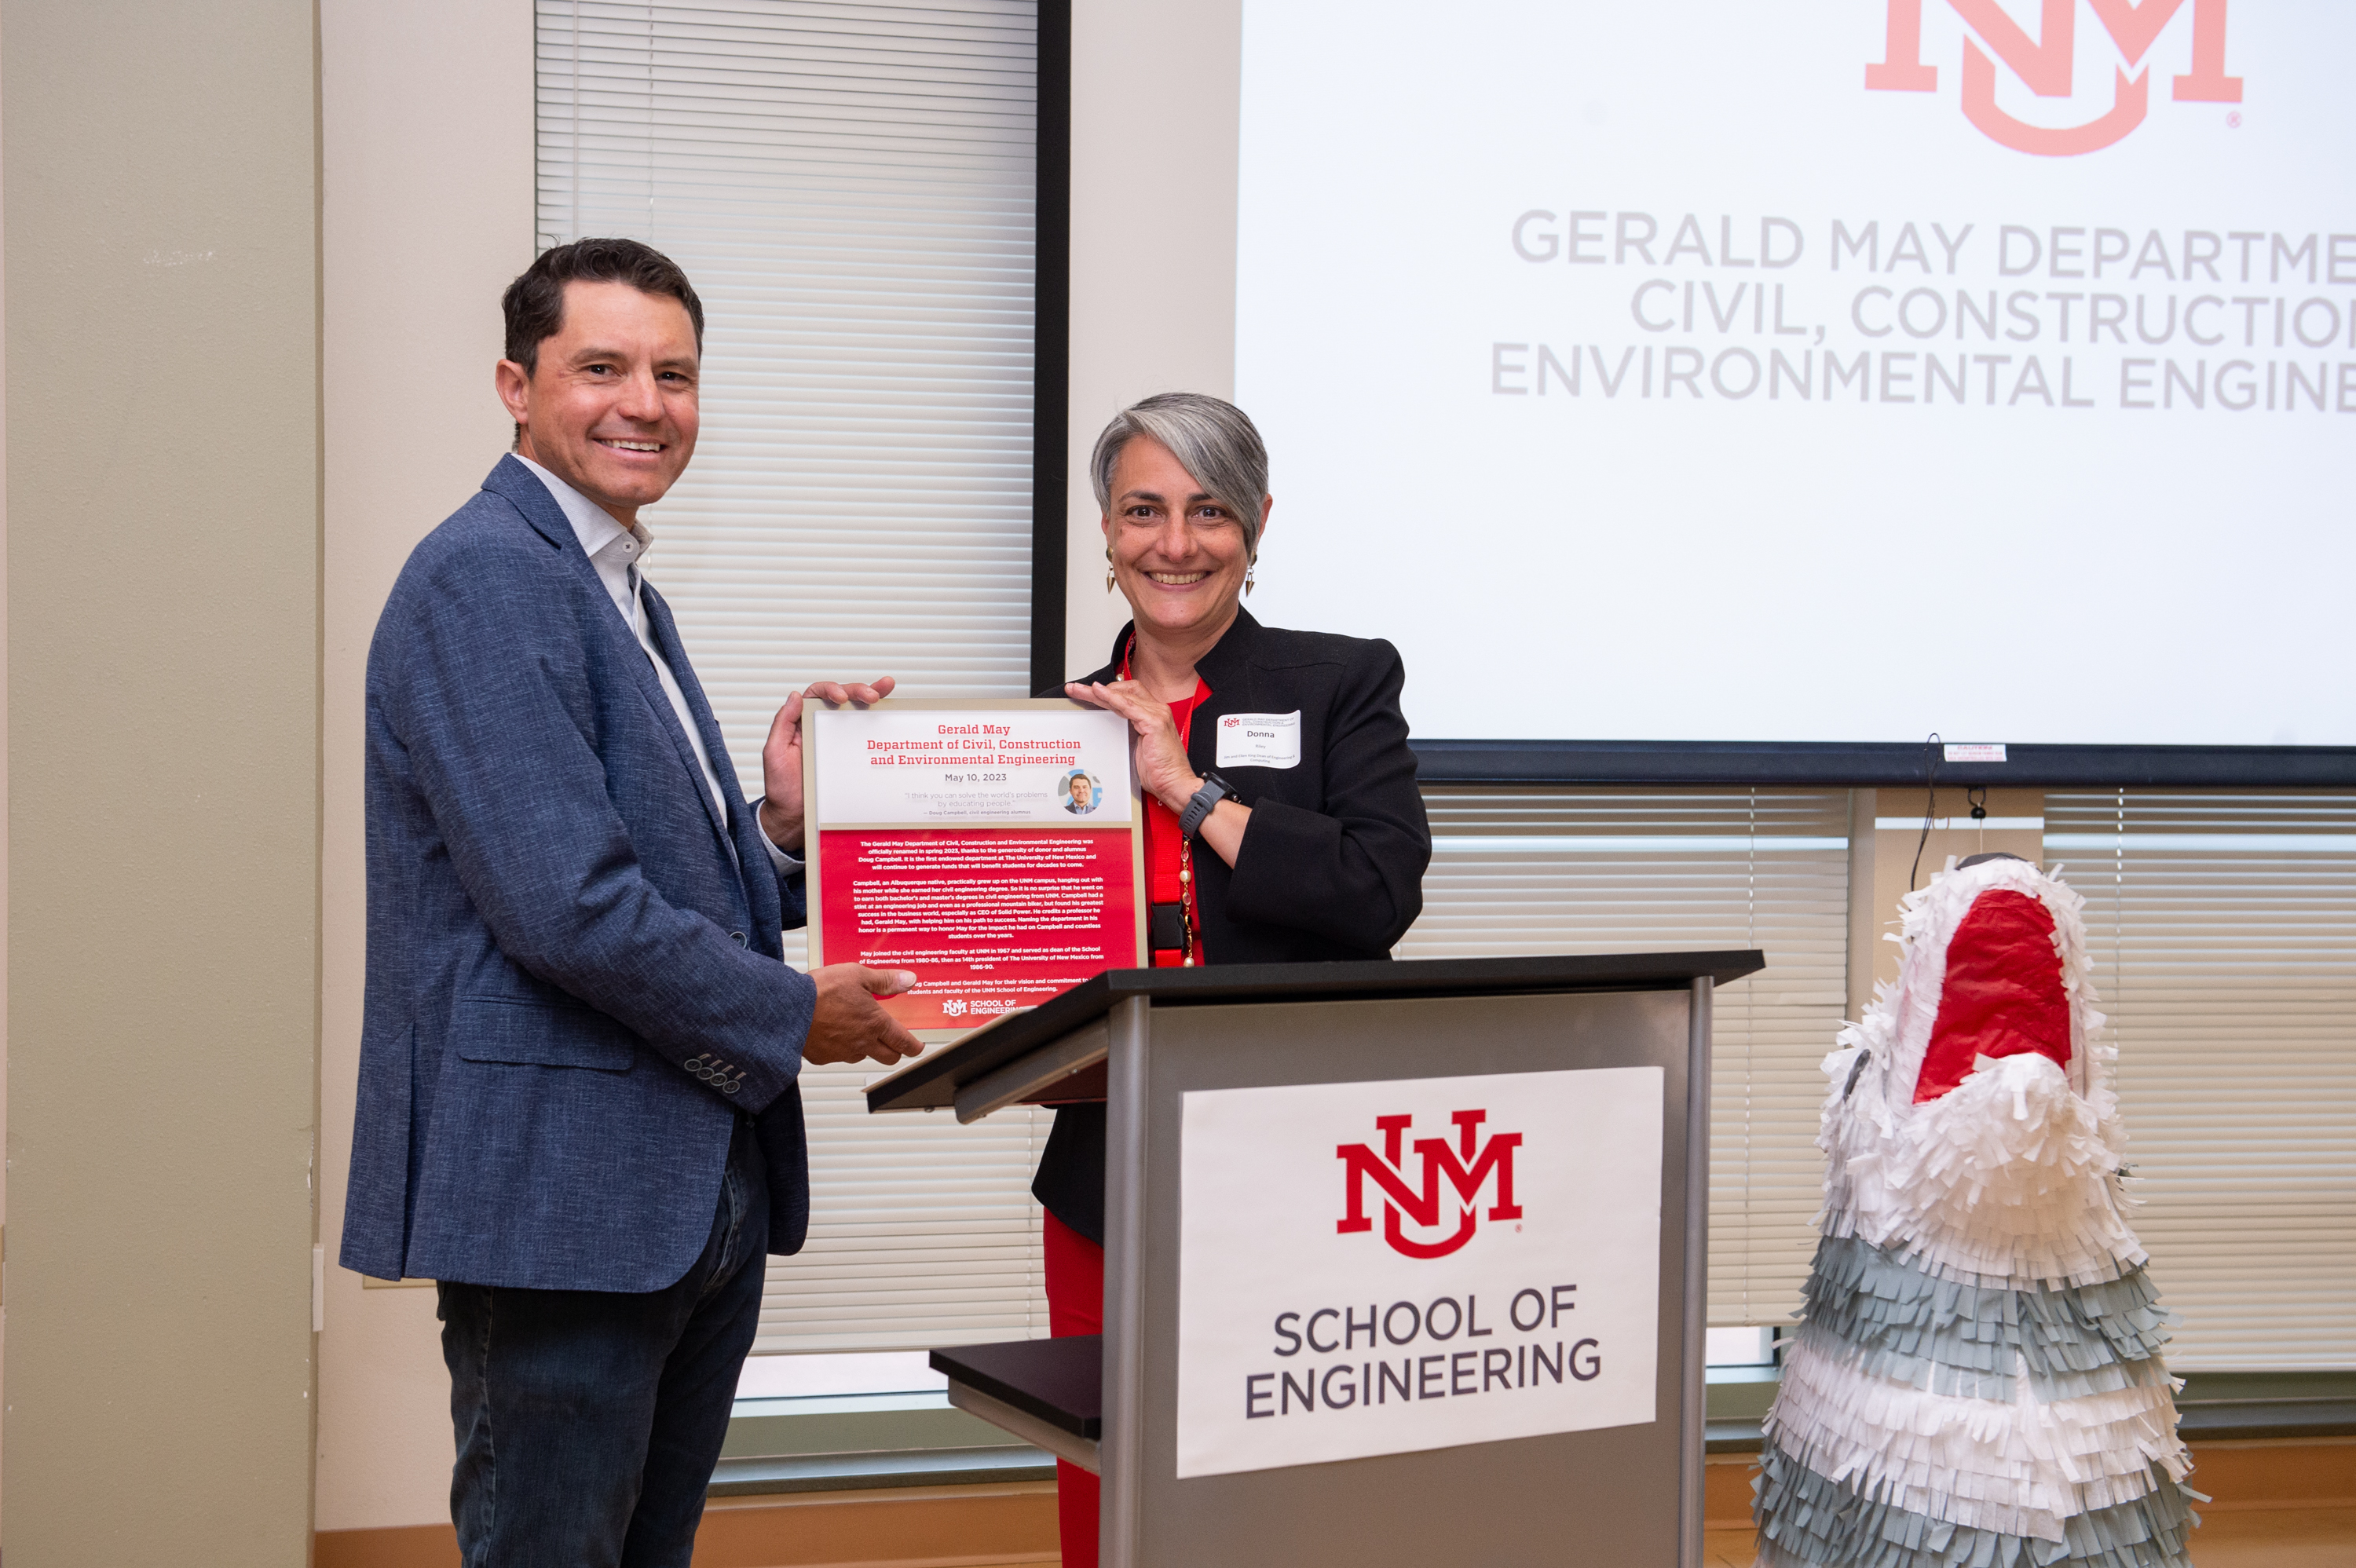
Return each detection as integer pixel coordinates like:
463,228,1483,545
1089,393,1270,559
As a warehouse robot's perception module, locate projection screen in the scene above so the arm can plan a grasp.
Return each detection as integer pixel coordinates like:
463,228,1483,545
1232,2,2354,747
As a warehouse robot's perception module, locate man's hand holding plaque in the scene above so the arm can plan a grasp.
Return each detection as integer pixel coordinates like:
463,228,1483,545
803,962,926,1066
750,673,928,1066
759,674,898,853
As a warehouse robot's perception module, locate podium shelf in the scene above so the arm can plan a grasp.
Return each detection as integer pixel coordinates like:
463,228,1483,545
931,1337,1103,1475
868,949,1763,1114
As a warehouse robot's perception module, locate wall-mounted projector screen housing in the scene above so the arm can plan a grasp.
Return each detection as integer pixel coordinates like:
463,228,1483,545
1205,2,2353,777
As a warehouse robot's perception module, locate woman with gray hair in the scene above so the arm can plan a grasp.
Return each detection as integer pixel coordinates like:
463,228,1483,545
1031,391,1432,1566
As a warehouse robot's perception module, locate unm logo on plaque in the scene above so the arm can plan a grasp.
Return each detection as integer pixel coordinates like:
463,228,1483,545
1867,0,2242,155
1336,1110,1523,1259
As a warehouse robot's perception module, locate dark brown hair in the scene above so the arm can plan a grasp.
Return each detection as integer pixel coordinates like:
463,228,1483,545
501,237,704,374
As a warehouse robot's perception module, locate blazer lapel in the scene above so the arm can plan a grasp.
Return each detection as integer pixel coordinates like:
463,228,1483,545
1087,611,1268,776
1187,609,1265,773
493,455,740,861
641,584,777,896
483,453,576,550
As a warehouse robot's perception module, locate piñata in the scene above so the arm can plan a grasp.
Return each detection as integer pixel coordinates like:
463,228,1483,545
1754,853,2199,1568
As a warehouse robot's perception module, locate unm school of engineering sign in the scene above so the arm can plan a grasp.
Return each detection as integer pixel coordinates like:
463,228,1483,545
1175,1067,1665,1479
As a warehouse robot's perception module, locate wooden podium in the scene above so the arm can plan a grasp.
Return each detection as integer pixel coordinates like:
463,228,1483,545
867,952,1762,1566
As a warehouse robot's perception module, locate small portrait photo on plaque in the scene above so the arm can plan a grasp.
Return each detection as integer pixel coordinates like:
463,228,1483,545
1059,769,1103,816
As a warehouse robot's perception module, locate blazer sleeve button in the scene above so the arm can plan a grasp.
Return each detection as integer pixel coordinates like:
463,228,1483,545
730,930,748,947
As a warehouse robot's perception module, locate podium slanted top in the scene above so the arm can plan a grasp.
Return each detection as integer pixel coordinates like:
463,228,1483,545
864,950,1763,1116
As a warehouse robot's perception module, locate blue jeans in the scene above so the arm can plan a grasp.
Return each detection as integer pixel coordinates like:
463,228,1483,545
437,1114,769,1568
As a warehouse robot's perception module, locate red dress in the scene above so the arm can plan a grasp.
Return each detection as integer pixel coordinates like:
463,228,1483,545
1042,674,1209,1567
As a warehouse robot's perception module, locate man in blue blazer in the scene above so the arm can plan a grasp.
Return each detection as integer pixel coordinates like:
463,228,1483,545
342,238,924,1567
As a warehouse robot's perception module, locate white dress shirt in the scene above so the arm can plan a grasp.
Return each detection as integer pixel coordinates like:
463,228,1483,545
517,455,796,875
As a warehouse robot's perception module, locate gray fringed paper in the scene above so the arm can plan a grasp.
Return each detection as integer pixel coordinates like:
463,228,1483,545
1754,1441,2200,1568
1793,1236,2177,1404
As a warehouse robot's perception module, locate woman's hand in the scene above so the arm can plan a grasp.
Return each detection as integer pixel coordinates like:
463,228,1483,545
1066,678,1200,811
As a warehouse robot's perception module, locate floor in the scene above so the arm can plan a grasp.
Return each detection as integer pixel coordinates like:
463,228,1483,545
795,1508,2356,1568
323,1450,2352,1566
949,1509,2356,1567
1702,1506,2356,1568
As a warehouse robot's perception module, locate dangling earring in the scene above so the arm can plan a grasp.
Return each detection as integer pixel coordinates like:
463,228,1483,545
1244,557,1257,597
1105,548,1117,593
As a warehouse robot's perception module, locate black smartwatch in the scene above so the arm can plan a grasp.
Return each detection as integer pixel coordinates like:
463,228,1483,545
1178,770,1238,839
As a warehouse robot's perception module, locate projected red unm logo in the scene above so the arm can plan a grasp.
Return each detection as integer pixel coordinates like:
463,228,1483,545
1868,0,2241,155
1337,1110,1523,1259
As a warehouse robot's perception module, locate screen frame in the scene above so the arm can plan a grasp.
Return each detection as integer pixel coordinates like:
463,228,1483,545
1409,739,2356,788
1028,0,1072,696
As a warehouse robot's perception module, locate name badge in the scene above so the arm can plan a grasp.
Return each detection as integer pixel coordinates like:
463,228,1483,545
1216,711,1302,769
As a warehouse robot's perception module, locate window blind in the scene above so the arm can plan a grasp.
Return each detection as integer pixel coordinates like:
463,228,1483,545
536,0,1049,1354
2047,791,2356,1370
1395,787,1853,1329
762,1061,1048,1352
536,0,1039,719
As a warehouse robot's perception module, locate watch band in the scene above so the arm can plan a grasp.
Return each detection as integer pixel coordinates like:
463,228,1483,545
1179,771,1234,838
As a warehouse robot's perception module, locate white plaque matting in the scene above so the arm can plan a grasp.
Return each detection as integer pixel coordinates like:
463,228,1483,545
812,707,1135,825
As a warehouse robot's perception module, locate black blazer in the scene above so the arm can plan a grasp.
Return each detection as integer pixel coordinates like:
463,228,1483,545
1030,610,1432,1241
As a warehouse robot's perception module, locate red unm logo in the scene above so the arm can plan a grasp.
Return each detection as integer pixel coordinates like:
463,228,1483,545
1868,0,2241,156
1337,1110,1523,1259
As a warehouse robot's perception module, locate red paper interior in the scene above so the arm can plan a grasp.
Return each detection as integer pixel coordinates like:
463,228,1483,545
818,827,1138,1032
1914,889,2073,1103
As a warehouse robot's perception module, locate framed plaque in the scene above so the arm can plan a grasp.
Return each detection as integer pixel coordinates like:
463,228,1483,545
803,697,1147,1040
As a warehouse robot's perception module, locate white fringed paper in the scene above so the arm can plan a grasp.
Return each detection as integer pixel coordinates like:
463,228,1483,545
1754,857,2197,1568
1768,1341,2186,1541
1822,1048,2145,1292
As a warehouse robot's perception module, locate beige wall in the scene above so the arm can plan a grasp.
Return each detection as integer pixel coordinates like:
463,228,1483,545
2,1,322,1560
1060,0,1242,675
0,3,11,1504
313,0,536,1532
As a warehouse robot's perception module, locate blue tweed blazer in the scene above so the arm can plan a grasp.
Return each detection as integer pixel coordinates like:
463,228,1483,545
342,455,818,1292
